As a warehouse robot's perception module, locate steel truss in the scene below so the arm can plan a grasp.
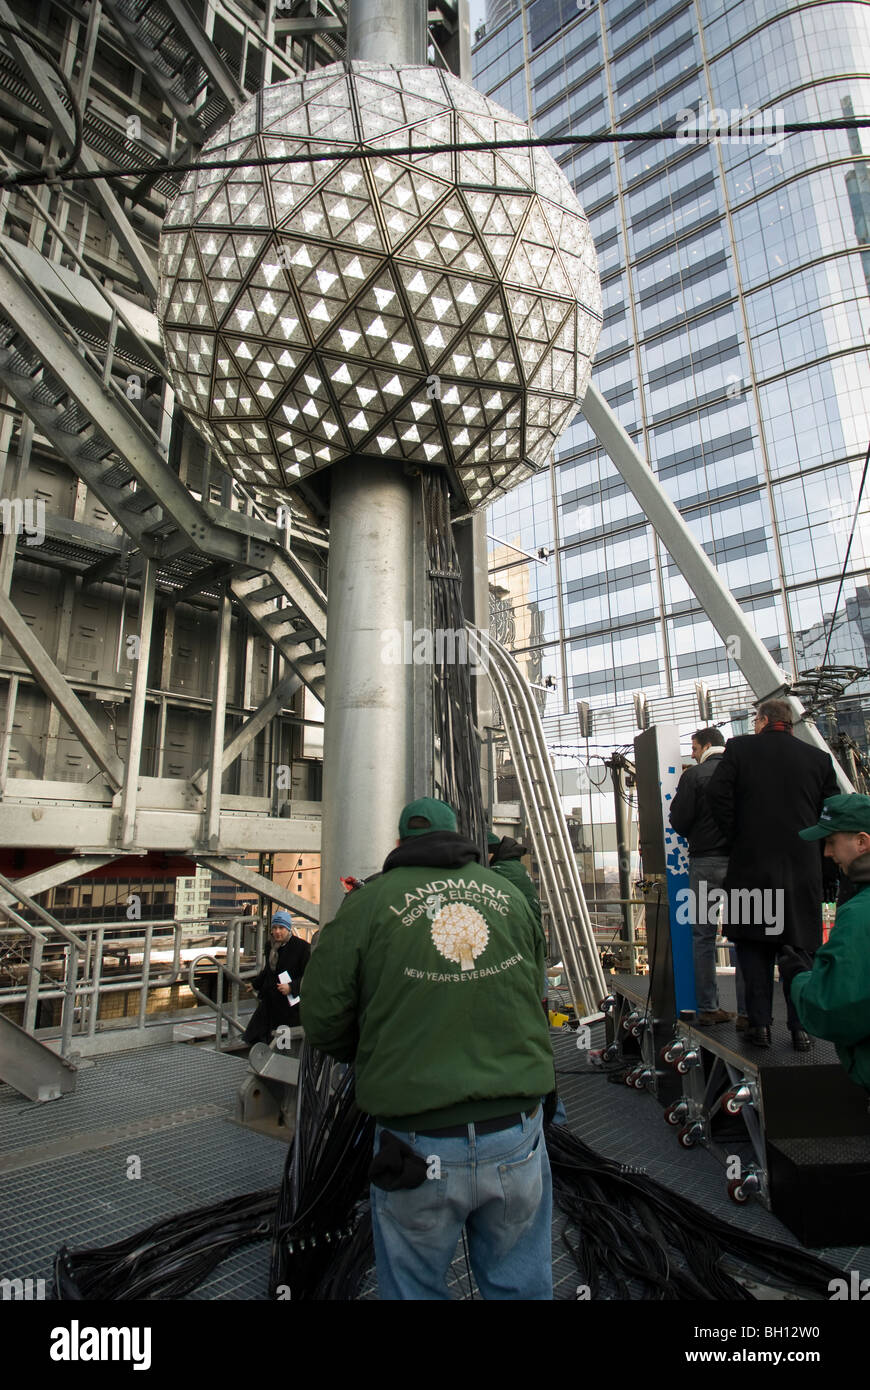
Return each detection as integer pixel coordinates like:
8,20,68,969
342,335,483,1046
0,0,849,948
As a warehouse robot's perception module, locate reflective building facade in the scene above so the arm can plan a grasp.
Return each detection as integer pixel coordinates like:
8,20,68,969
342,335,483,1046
474,0,870,738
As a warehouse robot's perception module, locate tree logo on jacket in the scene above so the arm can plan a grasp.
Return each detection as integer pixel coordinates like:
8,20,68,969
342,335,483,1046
430,902,489,971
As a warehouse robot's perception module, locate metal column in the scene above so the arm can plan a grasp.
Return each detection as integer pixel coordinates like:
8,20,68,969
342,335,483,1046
120,560,157,845
319,2,427,922
320,459,417,920
206,592,233,851
346,0,428,64
609,754,634,944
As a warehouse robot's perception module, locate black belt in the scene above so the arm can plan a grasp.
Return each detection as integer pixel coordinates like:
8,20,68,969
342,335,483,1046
418,1104,539,1138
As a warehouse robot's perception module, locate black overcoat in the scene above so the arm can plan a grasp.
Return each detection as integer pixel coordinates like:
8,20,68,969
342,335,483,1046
706,730,838,948
243,935,310,1043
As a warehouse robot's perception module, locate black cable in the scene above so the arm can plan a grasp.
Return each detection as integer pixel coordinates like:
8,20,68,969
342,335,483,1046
422,469,488,860
546,1122,845,1301
0,22,83,182
1,119,867,191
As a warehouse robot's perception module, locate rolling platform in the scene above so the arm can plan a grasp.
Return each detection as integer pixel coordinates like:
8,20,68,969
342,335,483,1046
606,973,870,1245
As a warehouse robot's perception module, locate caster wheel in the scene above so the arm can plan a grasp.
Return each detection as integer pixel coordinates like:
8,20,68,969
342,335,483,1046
624,1069,638,1087
677,1124,698,1149
676,1058,691,1074
727,1177,749,1203
660,1044,679,1065
723,1090,742,1116
664,1102,685,1127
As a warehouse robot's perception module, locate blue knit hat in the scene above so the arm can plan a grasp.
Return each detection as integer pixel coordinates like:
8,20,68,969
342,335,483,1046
271,909,294,929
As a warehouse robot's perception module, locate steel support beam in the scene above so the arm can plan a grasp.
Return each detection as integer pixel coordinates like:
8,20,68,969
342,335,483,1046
205,593,232,849
0,672,18,796
191,669,302,793
0,855,121,907
274,16,345,34
0,869,86,950
197,855,319,924
0,802,322,853
120,559,157,845
0,2,158,300
164,0,247,109
0,591,124,789
580,383,853,788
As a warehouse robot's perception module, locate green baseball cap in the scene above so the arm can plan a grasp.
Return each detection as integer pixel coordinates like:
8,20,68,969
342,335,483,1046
398,797,458,839
799,793,870,840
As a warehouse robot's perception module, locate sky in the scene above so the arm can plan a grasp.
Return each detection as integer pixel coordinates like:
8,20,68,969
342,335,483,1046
467,0,487,33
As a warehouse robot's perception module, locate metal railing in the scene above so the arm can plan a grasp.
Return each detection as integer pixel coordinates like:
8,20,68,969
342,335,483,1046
185,946,255,1051
0,882,267,1057
468,627,608,1015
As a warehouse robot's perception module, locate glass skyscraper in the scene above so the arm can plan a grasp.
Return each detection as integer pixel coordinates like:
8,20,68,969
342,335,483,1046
474,0,870,745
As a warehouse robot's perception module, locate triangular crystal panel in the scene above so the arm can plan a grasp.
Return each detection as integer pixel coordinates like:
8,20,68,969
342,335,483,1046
282,171,384,250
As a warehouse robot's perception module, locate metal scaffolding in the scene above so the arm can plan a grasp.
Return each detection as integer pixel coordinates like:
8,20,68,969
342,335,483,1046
0,0,850,1059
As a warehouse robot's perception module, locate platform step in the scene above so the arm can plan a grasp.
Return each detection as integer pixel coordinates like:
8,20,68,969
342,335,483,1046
0,1013,77,1102
768,1134,870,1246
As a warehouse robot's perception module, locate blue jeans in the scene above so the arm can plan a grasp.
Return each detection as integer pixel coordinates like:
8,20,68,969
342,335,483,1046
689,855,729,1011
370,1108,552,1300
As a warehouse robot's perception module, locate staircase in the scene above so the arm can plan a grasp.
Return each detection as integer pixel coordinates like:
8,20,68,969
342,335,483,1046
467,627,606,1016
0,248,328,691
101,0,246,150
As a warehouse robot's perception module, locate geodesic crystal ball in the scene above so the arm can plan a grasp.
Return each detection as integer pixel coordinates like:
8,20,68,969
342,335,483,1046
158,62,602,512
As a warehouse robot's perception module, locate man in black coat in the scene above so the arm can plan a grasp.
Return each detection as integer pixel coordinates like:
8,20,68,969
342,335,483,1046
669,726,738,1026
243,909,311,1044
706,700,839,1050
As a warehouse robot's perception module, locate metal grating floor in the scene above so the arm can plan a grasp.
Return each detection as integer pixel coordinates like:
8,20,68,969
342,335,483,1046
0,1032,866,1300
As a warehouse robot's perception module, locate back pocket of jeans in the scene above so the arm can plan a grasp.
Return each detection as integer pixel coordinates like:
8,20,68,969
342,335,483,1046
498,1131,543,1226
376,1169,450,1233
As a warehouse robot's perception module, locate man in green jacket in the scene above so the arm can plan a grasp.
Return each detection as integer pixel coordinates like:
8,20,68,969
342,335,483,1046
779,794,870,1094
301,797,555,1300
488,831,541,923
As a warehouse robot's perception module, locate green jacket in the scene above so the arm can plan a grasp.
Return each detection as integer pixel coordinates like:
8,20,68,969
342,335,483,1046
300,833,555,1129
791,882,870,1091
489,841,542,925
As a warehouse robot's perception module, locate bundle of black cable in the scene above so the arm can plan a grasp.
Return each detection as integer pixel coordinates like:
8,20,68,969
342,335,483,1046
268,1043,375,1300
545,1121,844,1300
421,470,488,862
54,1190,276,1300
53,1045,374,1301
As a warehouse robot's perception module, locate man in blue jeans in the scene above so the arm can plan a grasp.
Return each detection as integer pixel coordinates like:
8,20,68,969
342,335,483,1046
670,727,746,1026
301,797,555,1300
